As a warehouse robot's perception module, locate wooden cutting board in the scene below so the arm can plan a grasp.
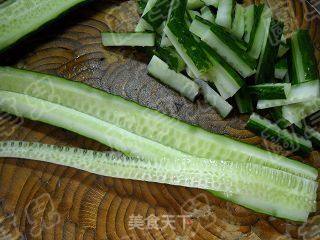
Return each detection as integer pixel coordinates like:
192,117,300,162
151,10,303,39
0,0,319,239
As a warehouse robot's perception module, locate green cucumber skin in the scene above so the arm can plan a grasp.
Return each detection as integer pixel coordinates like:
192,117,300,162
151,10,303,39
166,0,213,75
138,0,148,14
0,0,88,52
234,86,254,114
255,19,284,84
187,0,204,9
0,67,317,181
142,0,171,29
289,29,319,84
200,42,244,87
247,4,265,53
270,107,291,129
154,47,186,72
246,114,312,155
193,16,248,51
209,22,256,69
248,83,289,100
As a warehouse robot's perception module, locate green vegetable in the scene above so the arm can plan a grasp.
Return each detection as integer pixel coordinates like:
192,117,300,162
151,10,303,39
195,79,233,117
0,67,316,181
215,0,233,29
255,18,284,84
164,0,215,79
154,46,186,72
275,58,288,79
244,5,255,43
246,113,312,154
147,55,199,101
257,81,320,109
187,0,205,9
101,32,155,47
0,0,88,51
235,86,254,114
135,0,158,32
142,0,171,30
289,29,319,84
269,107,291,129
231,4,245,39
249,83,290,100
0,140,317,222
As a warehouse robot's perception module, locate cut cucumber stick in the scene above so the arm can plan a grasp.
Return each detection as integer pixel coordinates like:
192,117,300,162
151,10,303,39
257,80,320,109
148,55,199,101
102,32,155,47
215,0,233,29
249,83,290,100
247,113,312,154
0,0,88,51
0,67,317,181
190,16,256,78
231,4,245,39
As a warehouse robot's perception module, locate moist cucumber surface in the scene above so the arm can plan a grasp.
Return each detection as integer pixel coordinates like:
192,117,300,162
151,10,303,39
0,67,317,181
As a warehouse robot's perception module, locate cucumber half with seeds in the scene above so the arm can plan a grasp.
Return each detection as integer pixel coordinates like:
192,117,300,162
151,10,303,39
0,67,317,181
0,0,88,51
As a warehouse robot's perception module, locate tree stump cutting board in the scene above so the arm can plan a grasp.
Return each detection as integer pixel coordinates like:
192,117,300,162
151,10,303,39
0,0,319,239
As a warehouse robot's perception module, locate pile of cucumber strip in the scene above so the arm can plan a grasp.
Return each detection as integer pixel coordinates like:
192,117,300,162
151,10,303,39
0,0,319,222
102,0,320,155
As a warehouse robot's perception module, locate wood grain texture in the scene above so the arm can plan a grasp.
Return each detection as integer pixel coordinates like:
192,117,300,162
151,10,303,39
0,0,319,239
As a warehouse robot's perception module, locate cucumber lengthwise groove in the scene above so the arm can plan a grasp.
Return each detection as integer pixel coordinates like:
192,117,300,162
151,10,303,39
0,67,318,222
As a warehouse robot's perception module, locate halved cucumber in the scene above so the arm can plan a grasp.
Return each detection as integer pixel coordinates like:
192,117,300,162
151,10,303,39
0,140,317,222
0,67,317,181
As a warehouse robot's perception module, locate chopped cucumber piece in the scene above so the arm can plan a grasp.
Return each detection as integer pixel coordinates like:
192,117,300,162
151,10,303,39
0,0,88,51
142,0,171,30
195,79,233,117
244,5,255,43
247,113,312,154
187,10,201,21
201,42,244,99
270,107,291,129
289,29,319,84
255,18,284,84
215,0,233,29
294,125,320,149
101,32,155,47
190,16,256,77
202,22,256,77
278,42,289,57
231,4,245,39
0,67,317,181
135,0,158,32
275,58,288,79
154,46,186,72
0,141,317,222
257,80,320,109
200,6,215,22
164,0,214,79
283,99,320,125
202,0,219,8
148,56,199,101
235,86,254,114
187,0,204,9
247,4,271,59
249,83,291,100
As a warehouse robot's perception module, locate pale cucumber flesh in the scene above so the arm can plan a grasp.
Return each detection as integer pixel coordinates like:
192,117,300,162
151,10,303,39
0,67,317,181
